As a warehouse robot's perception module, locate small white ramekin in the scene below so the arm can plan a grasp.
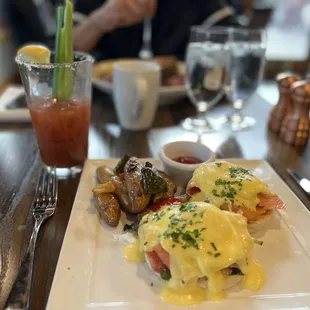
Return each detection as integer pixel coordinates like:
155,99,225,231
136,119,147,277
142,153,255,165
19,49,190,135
159,141,215,188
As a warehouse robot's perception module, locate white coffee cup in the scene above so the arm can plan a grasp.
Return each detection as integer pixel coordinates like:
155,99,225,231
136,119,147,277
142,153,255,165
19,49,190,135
113,61,160,130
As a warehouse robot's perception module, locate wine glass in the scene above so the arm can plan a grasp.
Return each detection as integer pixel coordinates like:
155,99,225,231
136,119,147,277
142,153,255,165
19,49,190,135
182,27,229,133
223,28,266,131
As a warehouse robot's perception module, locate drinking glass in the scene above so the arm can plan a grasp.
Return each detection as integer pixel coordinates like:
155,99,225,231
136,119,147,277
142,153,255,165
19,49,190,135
223,28,266,131
16,52,94,176
182,27,229,133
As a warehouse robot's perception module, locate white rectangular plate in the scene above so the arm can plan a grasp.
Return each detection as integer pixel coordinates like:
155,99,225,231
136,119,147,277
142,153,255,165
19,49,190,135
47,159,310,310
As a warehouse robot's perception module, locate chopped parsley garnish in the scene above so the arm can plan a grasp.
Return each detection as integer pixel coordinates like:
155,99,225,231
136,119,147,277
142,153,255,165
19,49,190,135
229,166,250,178
152,213,160,222
163,228,202,249
207,251,213,256
159,211,166,217
192,229,200,238
214,252,221,258
215,162,222,167
212,187,237,202
181,280,185,284
168,217,184,228
254,239,263,246
182,231,199,249
179,203,197,212
215,178,242,187
140,219,148,225
211,242,217,251
147,203,208,250
160,269,171,281
171,231,181,243
144,241,148,245
180,223,187,229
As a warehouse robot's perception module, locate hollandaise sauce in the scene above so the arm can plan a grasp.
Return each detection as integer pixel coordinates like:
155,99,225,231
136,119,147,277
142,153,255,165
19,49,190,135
124,202,265,305
187,161,271,210
123,238,145,263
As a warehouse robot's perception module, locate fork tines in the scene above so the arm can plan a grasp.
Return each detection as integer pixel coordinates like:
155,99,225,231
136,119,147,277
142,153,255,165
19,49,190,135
34,167,58,210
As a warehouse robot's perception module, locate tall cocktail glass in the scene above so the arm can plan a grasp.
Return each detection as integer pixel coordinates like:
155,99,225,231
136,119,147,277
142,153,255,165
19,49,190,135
16,52,94,176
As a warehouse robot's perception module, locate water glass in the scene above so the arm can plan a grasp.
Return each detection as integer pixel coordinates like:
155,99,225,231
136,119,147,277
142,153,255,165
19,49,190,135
223,28,266,131
182,27,229,133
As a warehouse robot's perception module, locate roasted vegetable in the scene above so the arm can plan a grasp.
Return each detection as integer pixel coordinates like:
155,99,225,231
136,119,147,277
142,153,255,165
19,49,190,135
230,268,243,276
141,165,167,195
153,171,177,203
123,222,139,234
175,193,191,203
148,197,183,212
93,192,121,227
92,181,115,194
137,208,152,221
111,175,132,212
124,157,151,213
96,165,115,184
160,266,171,281
114,154,130,175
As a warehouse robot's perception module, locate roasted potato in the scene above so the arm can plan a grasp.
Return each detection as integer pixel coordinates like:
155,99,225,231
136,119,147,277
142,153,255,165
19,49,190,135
111,175,132,212
96,165,115,184
93,192,121,227
92,181,115,194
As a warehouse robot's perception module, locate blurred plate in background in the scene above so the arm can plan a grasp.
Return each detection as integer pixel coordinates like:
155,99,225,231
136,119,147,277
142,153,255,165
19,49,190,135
92,58,187,106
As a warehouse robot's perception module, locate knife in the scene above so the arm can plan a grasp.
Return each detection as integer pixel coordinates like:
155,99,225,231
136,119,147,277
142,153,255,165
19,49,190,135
287,168,310,195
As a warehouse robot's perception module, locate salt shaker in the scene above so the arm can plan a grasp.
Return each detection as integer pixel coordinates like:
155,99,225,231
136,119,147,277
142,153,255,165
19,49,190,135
279,80,310,146
268,72,300,133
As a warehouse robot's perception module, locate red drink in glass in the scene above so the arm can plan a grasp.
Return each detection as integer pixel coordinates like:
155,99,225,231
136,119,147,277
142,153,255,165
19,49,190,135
16,51,94,175
29,98,90,168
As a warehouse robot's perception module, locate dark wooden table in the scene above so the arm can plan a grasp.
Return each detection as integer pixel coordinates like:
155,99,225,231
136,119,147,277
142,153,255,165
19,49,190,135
0,87,310,310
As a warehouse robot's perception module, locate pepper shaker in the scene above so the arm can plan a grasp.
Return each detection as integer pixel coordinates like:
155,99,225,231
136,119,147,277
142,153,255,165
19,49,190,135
268,72,300,133
279,81,310,146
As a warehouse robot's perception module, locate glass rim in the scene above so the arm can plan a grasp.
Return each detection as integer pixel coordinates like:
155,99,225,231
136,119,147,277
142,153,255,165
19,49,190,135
227,27,266,36
190,25,229,34
190,25,266,35
15,51,94,69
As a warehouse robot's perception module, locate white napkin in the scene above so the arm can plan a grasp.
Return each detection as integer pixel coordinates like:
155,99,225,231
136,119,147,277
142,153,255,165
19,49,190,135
0,85,31,122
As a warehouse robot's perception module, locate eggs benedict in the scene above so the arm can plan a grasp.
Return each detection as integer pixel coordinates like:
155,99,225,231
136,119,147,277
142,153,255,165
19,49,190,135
186,161,286,233
124,202,265,305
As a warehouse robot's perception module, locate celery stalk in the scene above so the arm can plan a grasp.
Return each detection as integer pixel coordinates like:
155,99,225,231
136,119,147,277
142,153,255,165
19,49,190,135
52,0,74,100
62,0,73,98
52,5,64,98
65,0,73,64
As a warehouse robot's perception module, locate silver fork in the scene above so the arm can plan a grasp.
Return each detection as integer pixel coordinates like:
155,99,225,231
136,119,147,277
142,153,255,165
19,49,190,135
138,17,154,59
5,167,58,310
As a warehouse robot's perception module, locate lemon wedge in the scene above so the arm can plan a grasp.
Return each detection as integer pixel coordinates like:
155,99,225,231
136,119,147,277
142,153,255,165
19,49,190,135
17,44,51,64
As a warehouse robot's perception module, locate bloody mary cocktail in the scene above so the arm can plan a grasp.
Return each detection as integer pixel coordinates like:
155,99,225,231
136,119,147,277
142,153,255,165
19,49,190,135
29,98,90,168
16,1,94,174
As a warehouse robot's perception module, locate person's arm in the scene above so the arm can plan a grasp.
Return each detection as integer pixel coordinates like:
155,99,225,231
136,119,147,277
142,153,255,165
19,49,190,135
74,0,157,53
73,10,109,53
